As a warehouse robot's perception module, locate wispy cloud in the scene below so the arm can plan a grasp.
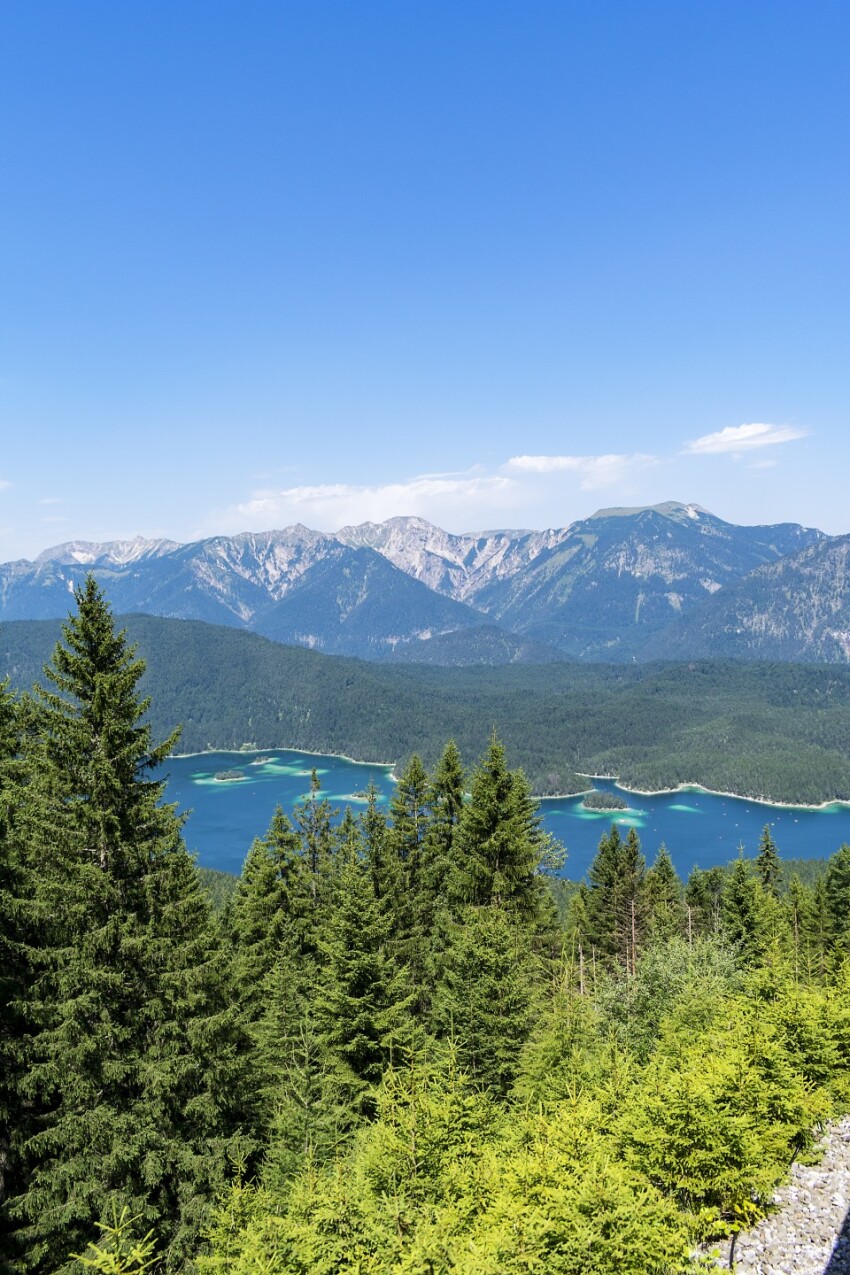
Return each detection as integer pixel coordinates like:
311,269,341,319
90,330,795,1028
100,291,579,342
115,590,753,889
683,422,806,456
225,471,520,532
505,453,659,489
38,497,61,505
0,478,11,492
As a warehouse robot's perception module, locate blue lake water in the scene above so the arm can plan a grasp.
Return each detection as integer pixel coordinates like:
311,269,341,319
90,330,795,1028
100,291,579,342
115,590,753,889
160,749,850,882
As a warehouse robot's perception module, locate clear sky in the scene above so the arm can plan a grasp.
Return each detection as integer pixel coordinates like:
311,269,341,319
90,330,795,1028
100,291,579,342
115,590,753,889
1,1,848,559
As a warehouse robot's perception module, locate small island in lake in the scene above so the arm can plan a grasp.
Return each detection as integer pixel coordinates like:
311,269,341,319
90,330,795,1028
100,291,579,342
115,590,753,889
214,769,246,783
582,790,628,811
249,756,272,766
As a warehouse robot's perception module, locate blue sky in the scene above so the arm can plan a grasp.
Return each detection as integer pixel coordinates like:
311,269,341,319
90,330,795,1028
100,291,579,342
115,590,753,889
1,1,848,558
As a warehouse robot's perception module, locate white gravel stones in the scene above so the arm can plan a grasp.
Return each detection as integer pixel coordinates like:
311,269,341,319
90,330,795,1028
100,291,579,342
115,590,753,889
710,1118,850,1274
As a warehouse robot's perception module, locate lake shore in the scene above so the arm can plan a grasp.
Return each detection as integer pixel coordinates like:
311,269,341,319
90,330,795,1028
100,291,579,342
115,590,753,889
168,749,848,812
170,744,398,769
575,772,850,813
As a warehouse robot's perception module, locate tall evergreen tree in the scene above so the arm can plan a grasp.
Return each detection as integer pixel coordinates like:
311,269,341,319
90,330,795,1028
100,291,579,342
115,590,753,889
7,578,247,1271
684,865,726,939
450,734,545,923
0,682,27,1274
228,806,308,1026
433,905,535,1096
292,769,336,913
756,825,781,898
586,825,647,970
315,822,414,1118
722,854,770,966
386,755,431,992
360,782,397,905
825,844,850,956
423,740,465,905
645,845,685,943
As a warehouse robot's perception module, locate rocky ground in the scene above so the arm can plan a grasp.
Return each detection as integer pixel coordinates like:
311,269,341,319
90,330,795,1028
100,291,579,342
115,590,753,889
708,1117,850,1273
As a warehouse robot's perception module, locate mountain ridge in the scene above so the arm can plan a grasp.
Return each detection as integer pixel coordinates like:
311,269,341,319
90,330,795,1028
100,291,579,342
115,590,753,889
1,502,836,664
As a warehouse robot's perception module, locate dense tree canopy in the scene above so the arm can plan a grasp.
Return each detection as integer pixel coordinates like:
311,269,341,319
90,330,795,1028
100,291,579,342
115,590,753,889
4,582,850,1274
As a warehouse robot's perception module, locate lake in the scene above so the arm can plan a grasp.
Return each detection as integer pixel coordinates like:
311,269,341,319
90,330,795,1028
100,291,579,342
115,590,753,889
161,749,850,881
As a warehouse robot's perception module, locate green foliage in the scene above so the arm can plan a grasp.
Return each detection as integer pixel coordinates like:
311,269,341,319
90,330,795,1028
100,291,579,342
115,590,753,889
586,824,647,970
434,906,535,1096
10,588,850,1274
12,617,850,803
74,1208,158,1274
5,579,248,1272
756,825,782,897
451,734,547,920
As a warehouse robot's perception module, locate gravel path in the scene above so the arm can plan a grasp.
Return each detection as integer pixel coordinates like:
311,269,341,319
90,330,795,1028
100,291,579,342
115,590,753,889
708,1117,850,1274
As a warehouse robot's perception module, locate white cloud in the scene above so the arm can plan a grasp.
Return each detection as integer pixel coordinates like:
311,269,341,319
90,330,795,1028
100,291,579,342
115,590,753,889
0,478,11,492
224,471,520,533
38,496,61,505
505,453,659,489
683,422,806,456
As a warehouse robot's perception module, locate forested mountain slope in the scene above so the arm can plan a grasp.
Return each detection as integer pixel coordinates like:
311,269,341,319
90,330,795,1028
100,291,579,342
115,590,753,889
4,614,850,804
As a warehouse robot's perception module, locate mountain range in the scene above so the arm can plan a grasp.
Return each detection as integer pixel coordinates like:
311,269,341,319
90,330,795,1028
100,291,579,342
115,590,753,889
3,501,848,664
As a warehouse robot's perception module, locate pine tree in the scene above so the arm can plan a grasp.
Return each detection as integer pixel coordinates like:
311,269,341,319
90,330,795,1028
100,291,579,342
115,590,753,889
722,854,770,966
423,740,465,905
8,577,247,1270
825,844,850,956
450,734,545,923
229,806,309,1027
0,682,27,1273
360,781,397,905
586,824,647,971
565,882,592,994
292,768,336,912
645,845,685,943
315,822,414,1118
433,905,535,1096
684,865,726,939
756,825,781,898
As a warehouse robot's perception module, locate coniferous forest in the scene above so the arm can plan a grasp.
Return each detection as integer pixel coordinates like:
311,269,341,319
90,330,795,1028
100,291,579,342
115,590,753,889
5,582,850,1273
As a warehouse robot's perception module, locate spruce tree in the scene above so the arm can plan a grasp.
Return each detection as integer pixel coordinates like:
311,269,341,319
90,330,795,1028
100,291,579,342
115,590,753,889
450,734,545,923
756,825,781,898
825,844,850,956
433,905,534,1096
423,740,465,905
586,824,647,970
360,781,397,905
315,821,414,1118
8,578,247,1271
228,806,308,1028
386,754,431,981
684,865,726,939
292,769,336,929
645,845,685,943
722,854,769,966
0,682,26,1273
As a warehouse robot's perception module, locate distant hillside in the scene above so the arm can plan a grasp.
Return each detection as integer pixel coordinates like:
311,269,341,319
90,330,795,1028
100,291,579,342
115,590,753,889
0,503,828,663
384,624,563,666
5,614,850,805
644,536,850,663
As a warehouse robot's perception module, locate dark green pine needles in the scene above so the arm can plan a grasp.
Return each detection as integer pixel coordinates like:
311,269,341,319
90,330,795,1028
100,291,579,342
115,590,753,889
5,578,251,1273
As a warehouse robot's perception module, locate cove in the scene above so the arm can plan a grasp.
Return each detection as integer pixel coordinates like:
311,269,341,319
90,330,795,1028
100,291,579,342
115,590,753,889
159,749,850,881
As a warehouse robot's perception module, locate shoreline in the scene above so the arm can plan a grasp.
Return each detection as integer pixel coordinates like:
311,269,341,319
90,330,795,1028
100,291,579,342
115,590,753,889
169,744,399,777
166,750,849,812
575,772,850,813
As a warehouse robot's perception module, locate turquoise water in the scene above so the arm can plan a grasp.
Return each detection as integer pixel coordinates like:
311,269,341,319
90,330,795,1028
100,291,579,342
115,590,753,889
160,750,850,881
